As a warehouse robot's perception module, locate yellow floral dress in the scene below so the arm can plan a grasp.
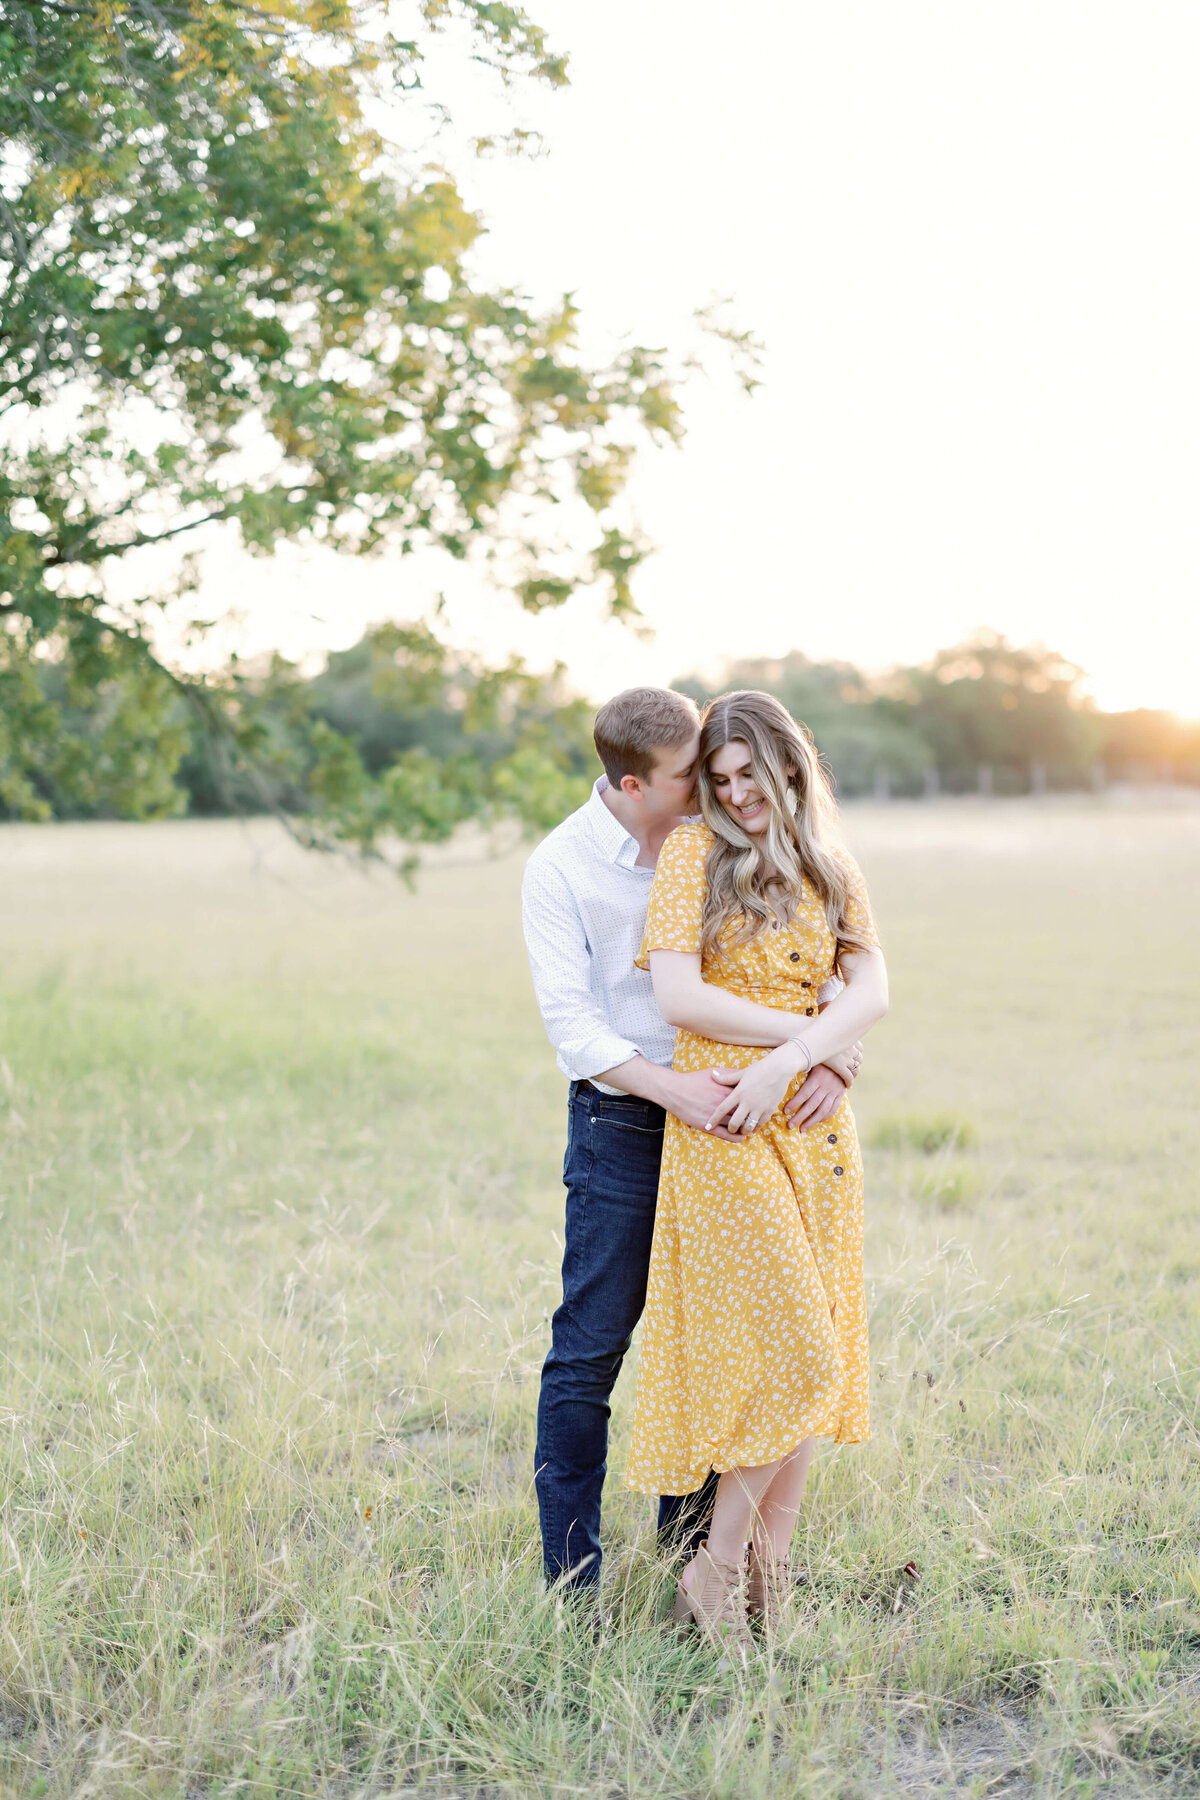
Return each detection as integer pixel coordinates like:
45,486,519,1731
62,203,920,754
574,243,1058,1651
624,822,881,1497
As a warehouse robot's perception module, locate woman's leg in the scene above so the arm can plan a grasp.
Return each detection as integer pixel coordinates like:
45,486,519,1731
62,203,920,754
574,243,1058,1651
688,1457,784,1570
681,1437,815,1590
752,1436,815,1564
676,1457,779,1634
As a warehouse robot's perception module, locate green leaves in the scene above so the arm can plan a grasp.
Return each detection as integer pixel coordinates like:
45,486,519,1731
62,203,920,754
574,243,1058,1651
0,0,676,840
0,0,676,592
0,617,189,821
298,628,596,858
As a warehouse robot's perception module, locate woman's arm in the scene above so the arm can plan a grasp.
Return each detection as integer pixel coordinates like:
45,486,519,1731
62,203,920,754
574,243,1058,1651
778,948,888,1066
649,950,817,1046
699,948,889,1133
648,947,888,1056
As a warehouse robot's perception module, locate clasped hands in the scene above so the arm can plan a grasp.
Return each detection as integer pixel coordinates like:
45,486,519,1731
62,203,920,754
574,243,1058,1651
670,1041,863,1143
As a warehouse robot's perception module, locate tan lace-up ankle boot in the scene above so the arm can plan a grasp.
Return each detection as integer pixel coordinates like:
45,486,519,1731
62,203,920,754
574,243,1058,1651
747,1547,791,1633
672,1541,750,1647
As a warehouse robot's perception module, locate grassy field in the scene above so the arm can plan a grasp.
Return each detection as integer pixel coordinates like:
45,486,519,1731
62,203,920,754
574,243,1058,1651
0,800,1198,1800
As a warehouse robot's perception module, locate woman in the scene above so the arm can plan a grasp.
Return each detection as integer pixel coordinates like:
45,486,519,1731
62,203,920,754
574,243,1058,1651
624,690,889,1641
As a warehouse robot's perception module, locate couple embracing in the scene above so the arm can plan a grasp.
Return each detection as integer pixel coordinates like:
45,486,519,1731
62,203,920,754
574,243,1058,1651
521,686,889,1642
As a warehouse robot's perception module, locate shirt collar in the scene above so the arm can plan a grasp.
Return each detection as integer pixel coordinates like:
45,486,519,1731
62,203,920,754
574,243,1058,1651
587,776,644,870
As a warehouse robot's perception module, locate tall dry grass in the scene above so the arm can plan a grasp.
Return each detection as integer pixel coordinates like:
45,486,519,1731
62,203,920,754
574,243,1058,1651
0,803,1197,1798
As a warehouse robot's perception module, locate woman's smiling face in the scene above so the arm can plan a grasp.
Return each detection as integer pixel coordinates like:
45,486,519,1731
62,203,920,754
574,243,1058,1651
707,738,773,836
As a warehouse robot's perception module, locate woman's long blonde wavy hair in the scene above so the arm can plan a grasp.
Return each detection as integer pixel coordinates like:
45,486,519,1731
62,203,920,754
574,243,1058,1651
697,690,872,969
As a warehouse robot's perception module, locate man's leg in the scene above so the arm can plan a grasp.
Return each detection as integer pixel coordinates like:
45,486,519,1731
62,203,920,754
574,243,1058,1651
535,1082,665,1592
657,1471,720,1564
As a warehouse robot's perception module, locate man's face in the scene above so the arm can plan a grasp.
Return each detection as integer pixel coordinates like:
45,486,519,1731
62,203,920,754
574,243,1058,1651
633,730,701,824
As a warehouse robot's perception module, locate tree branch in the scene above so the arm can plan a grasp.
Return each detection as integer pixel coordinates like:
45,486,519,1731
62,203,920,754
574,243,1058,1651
45,507,231,566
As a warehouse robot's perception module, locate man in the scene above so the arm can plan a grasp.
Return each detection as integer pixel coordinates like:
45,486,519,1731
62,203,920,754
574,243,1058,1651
521,686,856,1593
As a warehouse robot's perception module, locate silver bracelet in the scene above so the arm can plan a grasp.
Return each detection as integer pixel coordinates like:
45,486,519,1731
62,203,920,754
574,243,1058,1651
786,1034,814,1076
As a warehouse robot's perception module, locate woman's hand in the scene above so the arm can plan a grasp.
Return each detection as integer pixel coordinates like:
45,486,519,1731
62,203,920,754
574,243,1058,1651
704,1043,805,1136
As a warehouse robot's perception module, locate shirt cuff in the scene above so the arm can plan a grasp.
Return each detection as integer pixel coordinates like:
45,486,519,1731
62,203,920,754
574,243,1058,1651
561,1030,642,1083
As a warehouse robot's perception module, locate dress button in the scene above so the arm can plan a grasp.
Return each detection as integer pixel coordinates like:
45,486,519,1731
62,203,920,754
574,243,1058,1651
801,980,811,988
805,1007,814,1016
789,952,800,962
828,1134,837,1144
834,1166,844,1176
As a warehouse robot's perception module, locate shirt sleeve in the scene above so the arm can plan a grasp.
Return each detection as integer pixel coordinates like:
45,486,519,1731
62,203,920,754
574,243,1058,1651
521,851,642,1081
635,824,708,969
836,850,882,953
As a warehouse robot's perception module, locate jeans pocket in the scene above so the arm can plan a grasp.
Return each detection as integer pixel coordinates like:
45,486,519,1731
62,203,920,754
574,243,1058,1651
586,1095,665,1136
588,1115,663,1138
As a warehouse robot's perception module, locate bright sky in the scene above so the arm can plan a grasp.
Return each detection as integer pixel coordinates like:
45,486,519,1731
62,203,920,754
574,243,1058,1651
177,0,1200,714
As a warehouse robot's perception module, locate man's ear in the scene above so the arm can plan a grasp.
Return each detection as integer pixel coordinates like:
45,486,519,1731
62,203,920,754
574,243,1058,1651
618,773,644,800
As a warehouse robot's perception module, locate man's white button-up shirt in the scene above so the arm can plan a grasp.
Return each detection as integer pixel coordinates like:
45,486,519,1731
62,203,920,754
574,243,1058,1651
521,778,672,1094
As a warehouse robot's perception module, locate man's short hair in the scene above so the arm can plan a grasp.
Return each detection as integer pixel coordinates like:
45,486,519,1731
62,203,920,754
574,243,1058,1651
593,686,700,785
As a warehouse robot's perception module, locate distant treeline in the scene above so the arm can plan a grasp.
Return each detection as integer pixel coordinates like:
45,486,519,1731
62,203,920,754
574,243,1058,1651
678,633,1200,798
8,626,1199,825
182,625,1200,812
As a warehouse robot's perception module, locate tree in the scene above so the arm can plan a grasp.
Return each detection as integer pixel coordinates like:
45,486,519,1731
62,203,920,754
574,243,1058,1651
0,0,678,838
887,630,1102,790
679,631,1110,796
177,619,600,868
678,651,934,796
1098,709,1200,781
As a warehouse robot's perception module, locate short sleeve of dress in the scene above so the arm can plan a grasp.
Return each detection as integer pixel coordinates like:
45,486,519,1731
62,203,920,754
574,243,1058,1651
835,849,882,953
635,823,710,969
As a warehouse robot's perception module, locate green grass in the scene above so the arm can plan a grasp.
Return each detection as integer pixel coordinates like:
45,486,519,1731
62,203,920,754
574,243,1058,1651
0,801,1198,1799
869,1111,979,1156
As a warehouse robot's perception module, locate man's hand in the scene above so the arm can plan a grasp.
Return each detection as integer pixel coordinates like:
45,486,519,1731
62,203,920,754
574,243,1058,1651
784,1053,859,1133
817,1041,863,1089
665,1068,748,1142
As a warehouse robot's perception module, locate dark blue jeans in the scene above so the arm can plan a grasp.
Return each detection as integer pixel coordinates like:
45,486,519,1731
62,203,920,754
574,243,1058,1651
534,1080,718,1591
